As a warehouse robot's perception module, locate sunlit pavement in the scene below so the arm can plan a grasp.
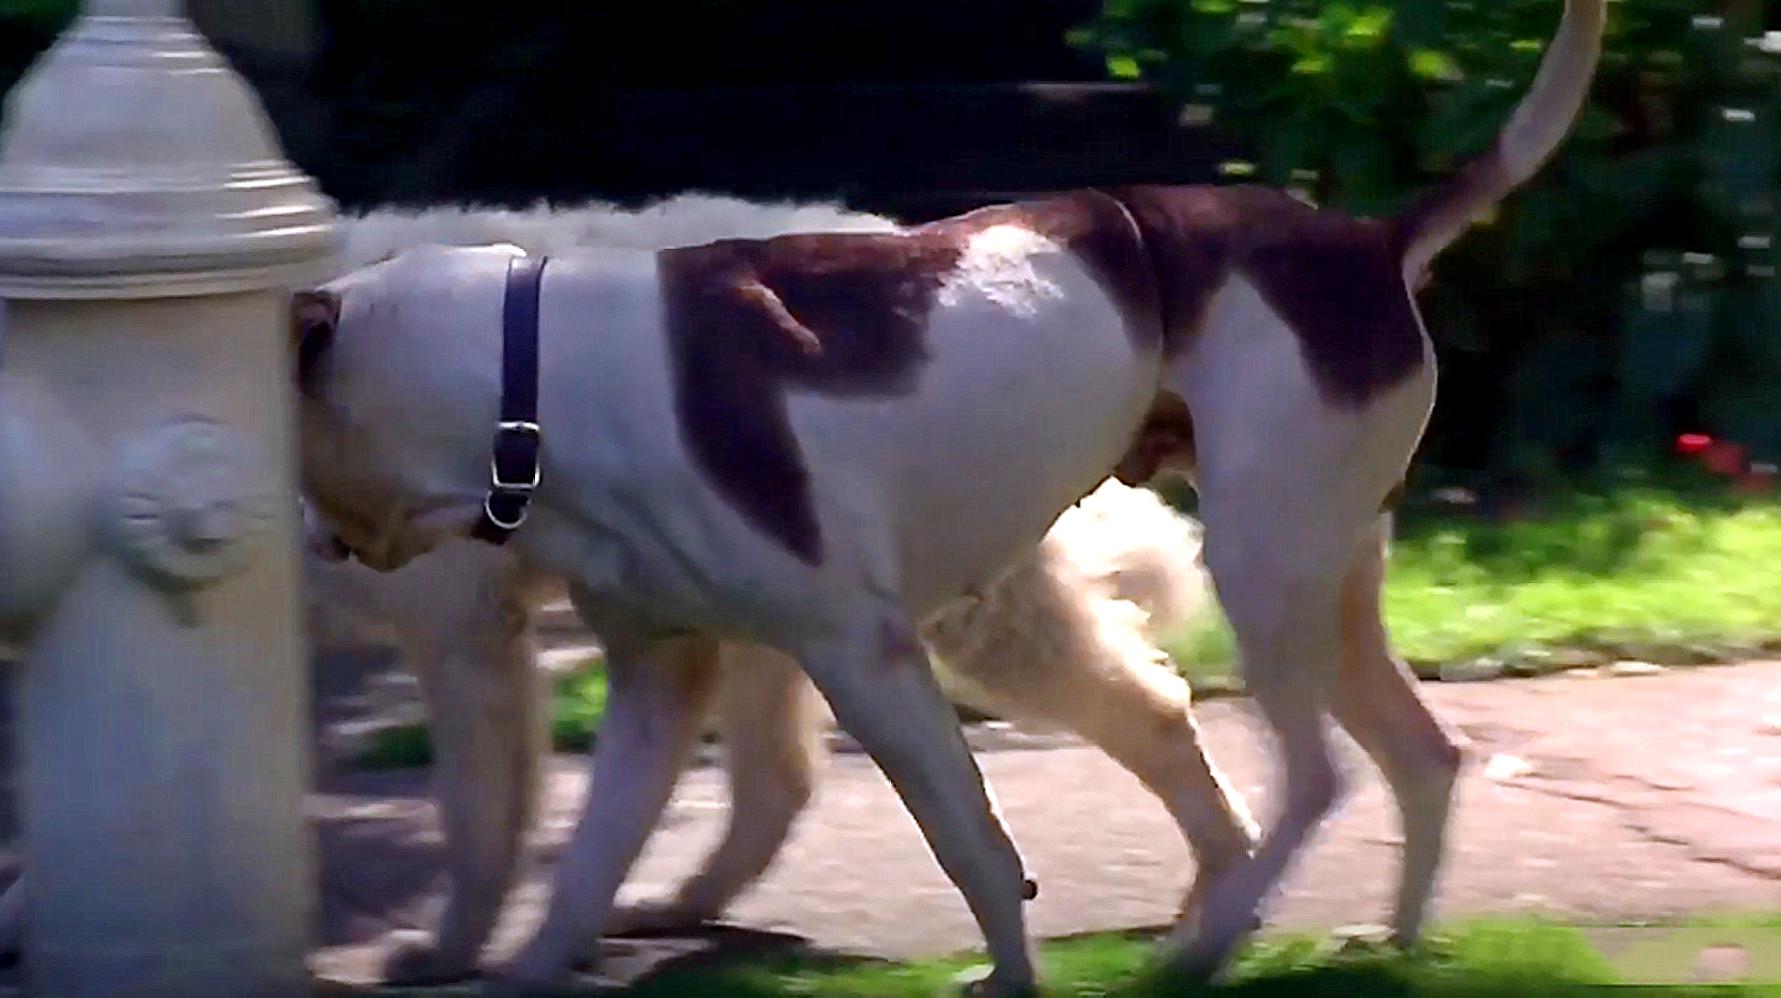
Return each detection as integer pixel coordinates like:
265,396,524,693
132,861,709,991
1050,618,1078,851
292,661,1781,988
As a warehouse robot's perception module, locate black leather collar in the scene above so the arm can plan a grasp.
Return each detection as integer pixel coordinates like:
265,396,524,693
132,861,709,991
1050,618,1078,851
470,255,546,545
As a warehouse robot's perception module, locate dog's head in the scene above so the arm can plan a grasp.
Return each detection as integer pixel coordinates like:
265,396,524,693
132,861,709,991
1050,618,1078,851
290,246,521,572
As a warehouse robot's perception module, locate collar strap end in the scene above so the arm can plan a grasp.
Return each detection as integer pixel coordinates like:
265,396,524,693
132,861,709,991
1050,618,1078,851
473,257,547,546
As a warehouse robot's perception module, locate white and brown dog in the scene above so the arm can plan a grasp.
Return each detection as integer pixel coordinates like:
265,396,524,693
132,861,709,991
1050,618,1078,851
294,0,1603,990
318,199,1258,986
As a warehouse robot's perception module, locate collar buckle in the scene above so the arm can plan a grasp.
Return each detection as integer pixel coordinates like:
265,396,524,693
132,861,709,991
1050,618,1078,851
473,257,547,545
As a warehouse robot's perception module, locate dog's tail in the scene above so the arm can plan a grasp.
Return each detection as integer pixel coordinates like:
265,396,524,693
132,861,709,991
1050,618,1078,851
1393,0,1607,281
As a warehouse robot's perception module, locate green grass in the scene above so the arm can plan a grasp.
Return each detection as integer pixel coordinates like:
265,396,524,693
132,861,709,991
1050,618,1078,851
355,662,609,769
1165,485,1781,686
619,917,1781,997
551,666,609,752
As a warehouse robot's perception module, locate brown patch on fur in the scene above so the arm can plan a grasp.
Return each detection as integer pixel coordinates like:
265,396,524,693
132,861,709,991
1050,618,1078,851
1391,149,1511,276
1106,185,1428,408
1114,392,1196,486
659,232,953,564
659,194,1160,564
1102,187,1239,348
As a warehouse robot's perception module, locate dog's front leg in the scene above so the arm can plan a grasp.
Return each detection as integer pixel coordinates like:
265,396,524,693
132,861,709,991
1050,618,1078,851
384,566,549,984
800,608,1038,998
491,632,720,993
608,641,826,935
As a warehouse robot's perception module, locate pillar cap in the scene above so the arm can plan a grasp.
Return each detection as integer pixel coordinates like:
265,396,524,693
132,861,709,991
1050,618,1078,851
0,12,337,299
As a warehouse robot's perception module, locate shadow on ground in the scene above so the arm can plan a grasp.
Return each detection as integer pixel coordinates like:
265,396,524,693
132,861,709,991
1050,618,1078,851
313,924,886,995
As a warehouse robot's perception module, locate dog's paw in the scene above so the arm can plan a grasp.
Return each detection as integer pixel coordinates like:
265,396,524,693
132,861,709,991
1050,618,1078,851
380,929,477,986
488,936,592,997
948,964,1039,998
1326,922,1398,957
1156,935,1239,989
605,899,711,937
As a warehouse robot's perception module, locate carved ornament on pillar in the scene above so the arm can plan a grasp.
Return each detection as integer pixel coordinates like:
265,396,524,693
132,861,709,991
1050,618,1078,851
105,416,279,623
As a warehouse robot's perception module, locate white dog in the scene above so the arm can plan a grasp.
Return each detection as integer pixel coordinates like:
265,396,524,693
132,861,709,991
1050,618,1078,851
296,2,1599,990
313,199,1255,984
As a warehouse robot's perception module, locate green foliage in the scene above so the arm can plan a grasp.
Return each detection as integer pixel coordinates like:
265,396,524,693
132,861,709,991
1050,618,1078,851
0,0,74,30
1075,0,1781,477
1074,0,1703,211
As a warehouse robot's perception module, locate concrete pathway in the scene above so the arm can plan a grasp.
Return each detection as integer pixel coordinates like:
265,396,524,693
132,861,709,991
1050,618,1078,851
301,660,1781,988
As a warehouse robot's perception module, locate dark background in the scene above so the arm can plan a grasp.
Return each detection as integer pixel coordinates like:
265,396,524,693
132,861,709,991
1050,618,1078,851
3,1,1779,494
174,0,1233,215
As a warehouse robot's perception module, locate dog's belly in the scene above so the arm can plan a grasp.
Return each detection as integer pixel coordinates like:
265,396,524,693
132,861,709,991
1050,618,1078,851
790,268,1160,616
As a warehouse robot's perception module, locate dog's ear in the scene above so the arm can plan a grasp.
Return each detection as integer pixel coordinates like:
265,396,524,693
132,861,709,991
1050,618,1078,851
291,288,341,388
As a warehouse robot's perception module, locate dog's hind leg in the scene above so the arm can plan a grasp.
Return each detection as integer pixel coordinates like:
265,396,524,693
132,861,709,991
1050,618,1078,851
1331,517,1467,948
1161,486,1354,980
1155,276,1437,982
989,670,1254,923
802,606,1037,997
925,555,1257,927
608,641,826,934
495,630,721,990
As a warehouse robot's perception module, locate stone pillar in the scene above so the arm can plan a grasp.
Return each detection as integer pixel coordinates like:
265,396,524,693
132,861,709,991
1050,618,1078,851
0,1,335,995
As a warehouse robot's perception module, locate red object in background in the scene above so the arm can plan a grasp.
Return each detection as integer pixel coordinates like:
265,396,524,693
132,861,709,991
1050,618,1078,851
1701,440,1749,476
1736,463,1778,494
1676,433,1713,456
1674,433,1768,487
